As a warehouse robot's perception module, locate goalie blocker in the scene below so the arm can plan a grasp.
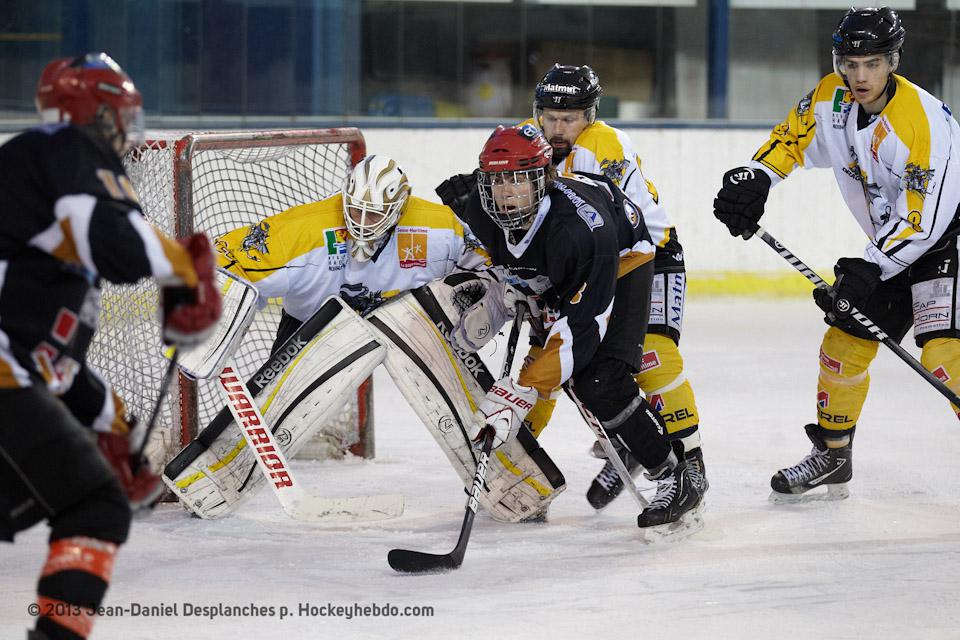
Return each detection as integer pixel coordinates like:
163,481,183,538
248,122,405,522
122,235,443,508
366,275,566,523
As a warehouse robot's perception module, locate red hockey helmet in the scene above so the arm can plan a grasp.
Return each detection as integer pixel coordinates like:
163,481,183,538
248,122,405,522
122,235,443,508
477,124,553,230
35,53,144,155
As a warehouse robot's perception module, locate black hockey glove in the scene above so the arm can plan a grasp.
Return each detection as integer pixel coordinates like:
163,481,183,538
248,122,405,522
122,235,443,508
812,257,882,321
436,170,478,217
713,167,772,239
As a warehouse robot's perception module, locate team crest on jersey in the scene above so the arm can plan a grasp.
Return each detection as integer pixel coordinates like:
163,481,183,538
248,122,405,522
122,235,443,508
904,163,935,197
933,366,950,383
340,283,386,314
599,158,628,183
397,227,428,269
817,390,829,408
241,222,270,260
796,90,813,116
324,227,348,271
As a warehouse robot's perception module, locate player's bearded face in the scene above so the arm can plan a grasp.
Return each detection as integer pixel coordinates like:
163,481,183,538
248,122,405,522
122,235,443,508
838,55,894,111
539,109,589,163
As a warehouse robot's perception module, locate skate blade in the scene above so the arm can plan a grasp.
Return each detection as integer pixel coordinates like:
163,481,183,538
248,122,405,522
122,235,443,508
768,483,850,504
639,500,705,543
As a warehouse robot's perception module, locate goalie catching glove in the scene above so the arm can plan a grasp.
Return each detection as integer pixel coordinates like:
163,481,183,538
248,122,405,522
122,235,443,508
449,271,541,352
161,232,222,347
471,376,538,449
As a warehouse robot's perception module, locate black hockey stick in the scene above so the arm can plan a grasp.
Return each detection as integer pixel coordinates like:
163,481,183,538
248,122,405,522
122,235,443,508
132,347,179,471
753,225,960,408
387,309,524,574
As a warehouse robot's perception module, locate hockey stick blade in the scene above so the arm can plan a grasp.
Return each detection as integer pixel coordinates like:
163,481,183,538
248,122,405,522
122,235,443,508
387,524,468,574
286,492,405,523
388,424,496,574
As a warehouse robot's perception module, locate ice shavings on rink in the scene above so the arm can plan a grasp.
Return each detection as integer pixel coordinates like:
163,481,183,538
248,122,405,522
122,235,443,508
2,299,958,640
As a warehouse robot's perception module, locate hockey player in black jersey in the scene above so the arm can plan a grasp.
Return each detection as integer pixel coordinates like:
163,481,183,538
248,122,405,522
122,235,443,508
0,53,221,640
439,124,703,534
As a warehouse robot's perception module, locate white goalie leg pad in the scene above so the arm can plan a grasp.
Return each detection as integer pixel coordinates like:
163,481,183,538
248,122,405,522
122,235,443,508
164,296,386,518
367,286,565,523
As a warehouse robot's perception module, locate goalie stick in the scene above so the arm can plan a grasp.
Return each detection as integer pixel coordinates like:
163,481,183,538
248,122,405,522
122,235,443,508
752,224,960,409
217,358,403,523
387,309,524,574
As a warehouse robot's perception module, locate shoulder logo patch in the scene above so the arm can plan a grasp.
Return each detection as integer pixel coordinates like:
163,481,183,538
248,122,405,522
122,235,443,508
241,221,270,260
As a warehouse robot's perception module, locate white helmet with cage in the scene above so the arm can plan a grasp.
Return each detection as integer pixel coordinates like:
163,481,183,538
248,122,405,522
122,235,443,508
342,155,411,261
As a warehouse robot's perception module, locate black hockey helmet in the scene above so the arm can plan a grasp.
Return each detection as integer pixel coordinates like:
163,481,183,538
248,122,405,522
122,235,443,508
533,64,602,122
832,7,905,57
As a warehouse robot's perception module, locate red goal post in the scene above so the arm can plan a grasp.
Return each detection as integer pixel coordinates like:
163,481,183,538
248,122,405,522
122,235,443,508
86,128,372,468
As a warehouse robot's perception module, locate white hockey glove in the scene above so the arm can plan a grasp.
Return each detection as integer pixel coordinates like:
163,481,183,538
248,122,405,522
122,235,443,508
470,376,538,449
451,278,539,352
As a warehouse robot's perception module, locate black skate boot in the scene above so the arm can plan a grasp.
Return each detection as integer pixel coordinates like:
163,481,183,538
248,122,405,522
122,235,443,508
586,444,641,510
684,446,709,495
637,442,704,540
770,424,854,503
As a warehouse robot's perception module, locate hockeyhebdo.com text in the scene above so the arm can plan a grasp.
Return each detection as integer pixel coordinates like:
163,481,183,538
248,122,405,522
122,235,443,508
28,600,435,621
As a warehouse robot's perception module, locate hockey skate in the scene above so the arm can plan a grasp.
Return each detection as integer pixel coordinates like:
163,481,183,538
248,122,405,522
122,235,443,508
637,443,704,541
769,424,853,504
588,443,708,510
586,443,641,510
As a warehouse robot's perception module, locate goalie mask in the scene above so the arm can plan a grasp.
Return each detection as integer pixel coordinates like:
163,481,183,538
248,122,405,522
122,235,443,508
35,52,145,157
342,155,411,262
477,125,553,231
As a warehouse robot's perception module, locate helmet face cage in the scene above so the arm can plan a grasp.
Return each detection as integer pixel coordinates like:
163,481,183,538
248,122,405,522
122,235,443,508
831,7,904,79
342,156,411,259
532,63,602,124
478,167,547,231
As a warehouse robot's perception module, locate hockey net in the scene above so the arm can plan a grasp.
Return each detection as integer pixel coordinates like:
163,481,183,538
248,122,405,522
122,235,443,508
86,128,372,469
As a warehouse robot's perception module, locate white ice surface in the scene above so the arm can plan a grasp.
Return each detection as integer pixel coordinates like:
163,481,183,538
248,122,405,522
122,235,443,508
2,299,958,640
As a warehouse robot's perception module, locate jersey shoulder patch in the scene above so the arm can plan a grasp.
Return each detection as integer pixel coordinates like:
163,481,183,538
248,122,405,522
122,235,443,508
576,123,632,184
554,180,604,230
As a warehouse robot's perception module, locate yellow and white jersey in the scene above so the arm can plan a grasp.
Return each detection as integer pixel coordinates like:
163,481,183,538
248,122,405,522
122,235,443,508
522,118,674,248
751,73,960,280
216,194,470,319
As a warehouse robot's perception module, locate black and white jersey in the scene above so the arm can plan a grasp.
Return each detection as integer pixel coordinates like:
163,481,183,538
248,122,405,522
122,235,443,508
459,173,654,396
0,124,195,423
